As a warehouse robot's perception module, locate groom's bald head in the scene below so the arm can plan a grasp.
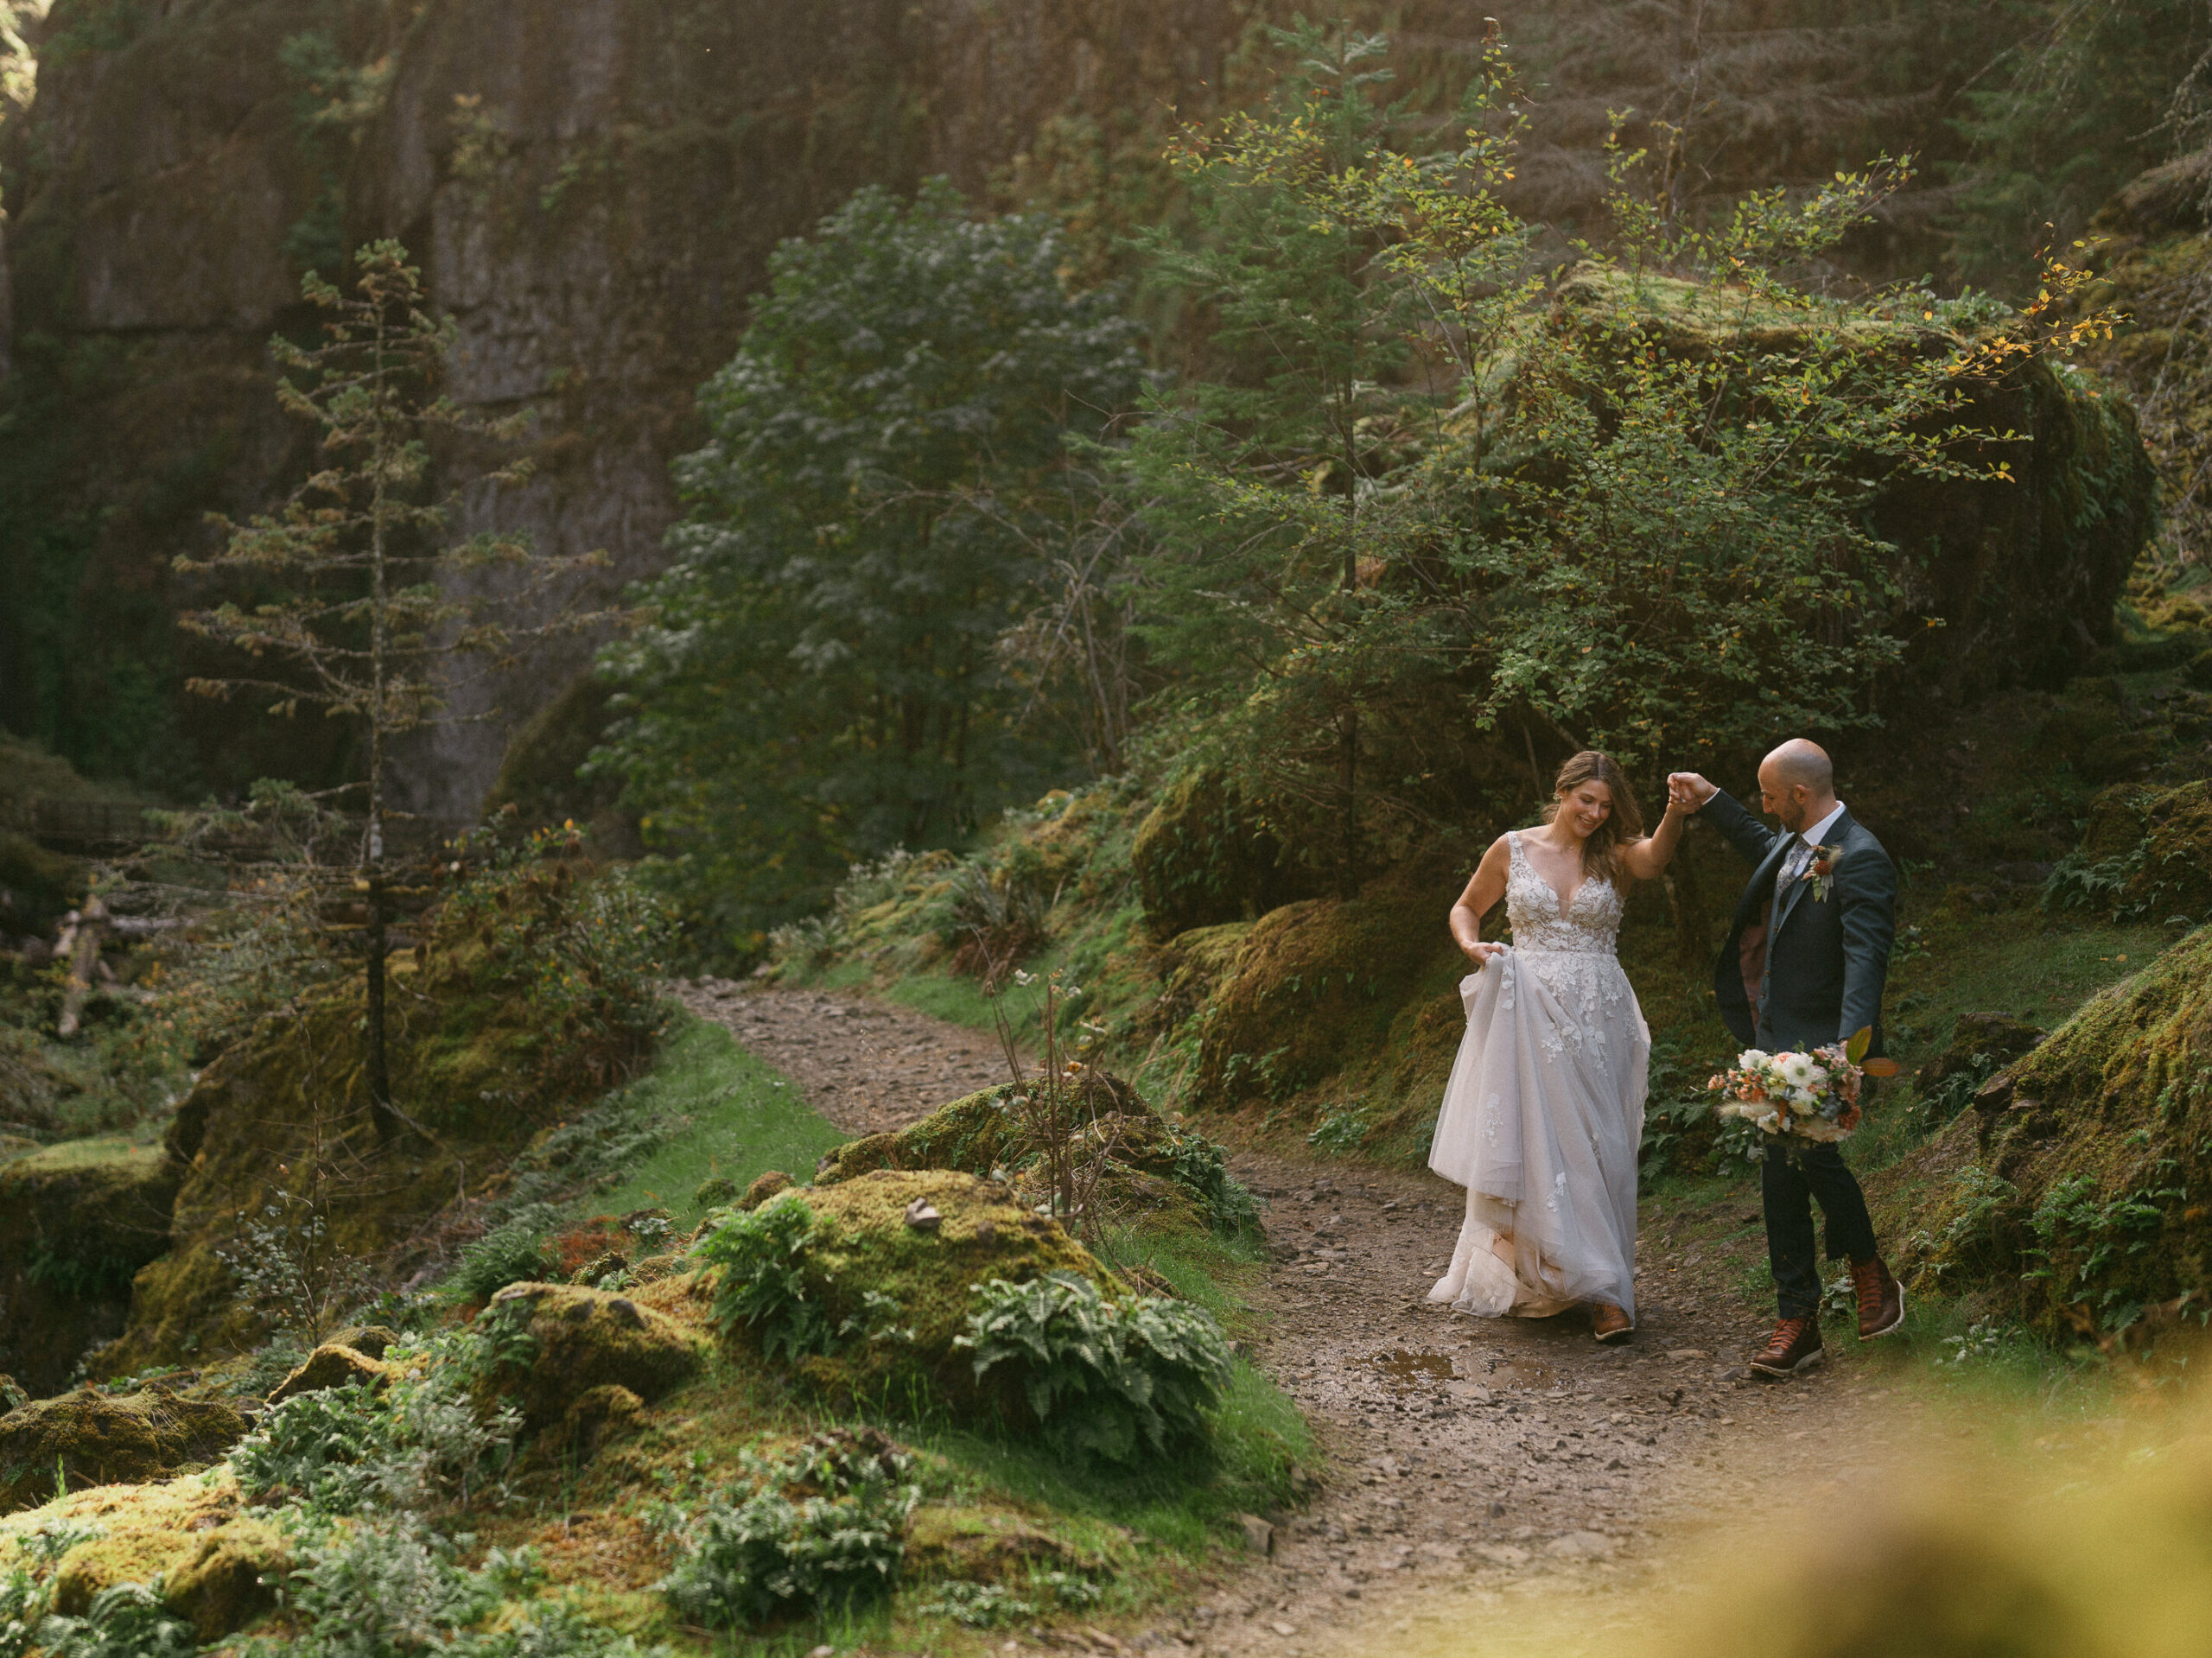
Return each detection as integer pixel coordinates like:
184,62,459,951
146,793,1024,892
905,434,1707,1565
1758,739,1837,832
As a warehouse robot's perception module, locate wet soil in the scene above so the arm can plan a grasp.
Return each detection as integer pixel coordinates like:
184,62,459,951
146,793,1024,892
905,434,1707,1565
682,982,1910,1654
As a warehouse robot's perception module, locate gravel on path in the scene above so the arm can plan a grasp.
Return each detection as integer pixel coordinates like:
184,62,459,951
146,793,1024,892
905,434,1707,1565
679,979,1910,1654
673,978,1012,1140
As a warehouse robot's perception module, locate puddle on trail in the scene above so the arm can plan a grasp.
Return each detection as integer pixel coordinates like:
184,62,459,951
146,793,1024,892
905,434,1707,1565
1376,1350,1455,1388
1484,1357,1561,1390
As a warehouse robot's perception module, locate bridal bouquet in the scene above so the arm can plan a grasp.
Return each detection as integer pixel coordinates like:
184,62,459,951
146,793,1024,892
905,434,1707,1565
1708,1027,1897,1147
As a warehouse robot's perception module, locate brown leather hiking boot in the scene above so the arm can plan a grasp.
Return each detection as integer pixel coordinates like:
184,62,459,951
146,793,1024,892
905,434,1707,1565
1852,1255,1905,1339
1749,1316,1825,1378
1592,1303,1633,1344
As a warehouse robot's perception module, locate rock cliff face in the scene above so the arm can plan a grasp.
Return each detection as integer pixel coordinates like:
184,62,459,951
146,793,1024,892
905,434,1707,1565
0,0,1245,810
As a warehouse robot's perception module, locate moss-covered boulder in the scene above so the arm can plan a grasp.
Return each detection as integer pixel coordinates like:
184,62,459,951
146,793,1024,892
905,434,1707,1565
159,1516,289,1641
98,857,661,1379
0,1467,282,1642
0,1140,180,1397
2056,779,2212,924
714,1172,1107,1407
905,1506,1096,1584
1195,861,1461,1108
1884,926,2212,1339
1132,769,1320,941
817,1075,1150,1187
266,1341,396,1406
476,1282,704,1433
0,1388,247,1513
1915,1013,2047,1118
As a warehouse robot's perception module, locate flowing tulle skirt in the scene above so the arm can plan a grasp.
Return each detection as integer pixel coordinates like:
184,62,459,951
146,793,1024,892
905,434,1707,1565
1427,947,1649,1319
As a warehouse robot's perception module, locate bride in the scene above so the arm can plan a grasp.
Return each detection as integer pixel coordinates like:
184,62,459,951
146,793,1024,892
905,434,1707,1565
1427,751,1687,1343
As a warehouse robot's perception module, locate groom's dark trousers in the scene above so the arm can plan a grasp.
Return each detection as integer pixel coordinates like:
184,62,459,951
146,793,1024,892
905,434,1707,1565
1700,790,1897,1320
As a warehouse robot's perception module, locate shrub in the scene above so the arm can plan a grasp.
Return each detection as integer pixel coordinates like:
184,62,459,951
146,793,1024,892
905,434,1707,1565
657,1432,921,1629
956,1273,1233,1464
450,1206,560,1303
697,1193,830,1363
232,1337,519,1514
1162,1128,1262,1235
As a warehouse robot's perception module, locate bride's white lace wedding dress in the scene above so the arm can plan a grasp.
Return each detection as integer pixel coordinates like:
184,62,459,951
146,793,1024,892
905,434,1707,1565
1427,831,1649,1319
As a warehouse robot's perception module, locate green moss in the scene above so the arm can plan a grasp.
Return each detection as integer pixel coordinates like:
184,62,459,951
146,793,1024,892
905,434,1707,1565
1129,769,1313,941
475,1282,706,1434
727,1170,1107,1411
1884,925,2212,1339
903,1506,1094,1585
0,1389,246,1513
815,1087,1030,1186
0,1138,179,1396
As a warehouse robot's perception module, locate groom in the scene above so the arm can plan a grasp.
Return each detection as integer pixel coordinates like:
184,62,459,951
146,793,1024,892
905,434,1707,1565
1670,740,1905,1378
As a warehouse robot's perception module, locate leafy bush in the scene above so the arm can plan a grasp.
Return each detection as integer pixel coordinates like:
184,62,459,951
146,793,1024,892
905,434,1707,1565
956,1274,1233,1464
450,1205,560,1303
697,1193,831,1363
657,1432,921,1629
1163,1128,1262,1234
231,1338,519,1514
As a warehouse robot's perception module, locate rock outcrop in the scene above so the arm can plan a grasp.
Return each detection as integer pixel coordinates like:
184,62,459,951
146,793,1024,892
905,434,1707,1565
0,1388,248,1513
0,1139,180,1396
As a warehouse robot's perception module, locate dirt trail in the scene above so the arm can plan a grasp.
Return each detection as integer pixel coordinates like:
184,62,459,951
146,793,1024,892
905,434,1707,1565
682,983,1920,1653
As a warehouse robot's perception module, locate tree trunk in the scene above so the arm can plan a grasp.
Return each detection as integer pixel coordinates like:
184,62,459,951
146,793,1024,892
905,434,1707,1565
1664,839,1714,996
365,866,400,1142
1338,706,1360,900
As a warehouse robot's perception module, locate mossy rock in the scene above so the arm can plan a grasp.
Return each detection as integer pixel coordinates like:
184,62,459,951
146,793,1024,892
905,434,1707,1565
477,1282,705,1433
2038,680,2158,784
743,1171,1107,1408
266,1341,395,1405
0,1139,180,1398
816,1087,1032,1185
100,862,659,1378
0,1389,247,1513
0,1468,279,1642
1195,861,1459,1107
739,1169,791,1210
162,1516,289,1641
2078,784,2157,863
558,1382,645,1459
1887,927,2212,1339
1916,1013,2047,1098
1131,769,1318,941
2124,780,2212,924
905,1506,1096,1584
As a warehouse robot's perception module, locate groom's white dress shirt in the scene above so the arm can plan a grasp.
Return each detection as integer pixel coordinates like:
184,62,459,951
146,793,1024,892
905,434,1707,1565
1777,800,1849,899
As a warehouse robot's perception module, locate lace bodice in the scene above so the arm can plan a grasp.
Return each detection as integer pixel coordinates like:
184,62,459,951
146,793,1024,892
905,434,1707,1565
1504,831,1624,956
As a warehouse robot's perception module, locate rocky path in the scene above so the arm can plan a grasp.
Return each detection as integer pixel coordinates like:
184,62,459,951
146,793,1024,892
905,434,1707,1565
682,983,1912,1654
673,979,1012,1138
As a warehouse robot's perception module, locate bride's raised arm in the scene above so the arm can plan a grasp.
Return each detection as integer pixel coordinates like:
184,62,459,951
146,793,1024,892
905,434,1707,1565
1618,790,1690,882
1449,835,1515,965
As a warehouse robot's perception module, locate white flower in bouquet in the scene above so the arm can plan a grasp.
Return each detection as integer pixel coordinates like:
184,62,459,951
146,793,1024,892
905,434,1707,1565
1739,1050,1772,1071
1777,1052,1818,1089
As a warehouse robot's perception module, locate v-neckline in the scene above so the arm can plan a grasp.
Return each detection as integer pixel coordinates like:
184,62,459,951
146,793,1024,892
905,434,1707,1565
1515,830,1588,921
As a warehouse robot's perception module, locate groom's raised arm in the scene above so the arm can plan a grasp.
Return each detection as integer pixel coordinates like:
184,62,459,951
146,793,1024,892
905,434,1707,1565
1694,786,1783,867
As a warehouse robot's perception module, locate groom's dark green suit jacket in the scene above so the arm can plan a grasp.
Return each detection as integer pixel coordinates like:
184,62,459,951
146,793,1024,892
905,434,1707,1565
1702,790,1897,1058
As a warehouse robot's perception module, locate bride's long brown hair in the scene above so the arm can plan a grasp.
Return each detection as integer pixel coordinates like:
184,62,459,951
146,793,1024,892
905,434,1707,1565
1546,751,1645,881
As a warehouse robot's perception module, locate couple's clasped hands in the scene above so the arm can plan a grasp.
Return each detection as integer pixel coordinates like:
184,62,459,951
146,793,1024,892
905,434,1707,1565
1665,772,1718,814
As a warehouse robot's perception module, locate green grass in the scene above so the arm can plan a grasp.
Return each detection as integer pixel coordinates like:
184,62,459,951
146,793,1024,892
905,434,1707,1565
569,1012,848,1230
903,1352,1314,1556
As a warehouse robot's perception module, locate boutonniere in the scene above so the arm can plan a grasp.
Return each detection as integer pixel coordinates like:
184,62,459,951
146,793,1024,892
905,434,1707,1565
1799,844,1845,902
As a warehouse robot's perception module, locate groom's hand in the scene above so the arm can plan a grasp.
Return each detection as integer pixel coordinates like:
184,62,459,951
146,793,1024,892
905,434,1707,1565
1668,772,1718,811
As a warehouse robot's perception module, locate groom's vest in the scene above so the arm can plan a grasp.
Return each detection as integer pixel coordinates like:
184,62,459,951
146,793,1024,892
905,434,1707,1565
1702,791,1897,1055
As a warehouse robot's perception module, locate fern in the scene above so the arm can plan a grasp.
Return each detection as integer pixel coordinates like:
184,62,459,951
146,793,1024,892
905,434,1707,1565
696,1194,832,1363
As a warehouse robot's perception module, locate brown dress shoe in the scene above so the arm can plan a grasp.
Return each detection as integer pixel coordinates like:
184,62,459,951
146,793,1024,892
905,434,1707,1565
1851,1255,1905,1338
1592,1303,1633,1344
1749,1316,1825,1378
